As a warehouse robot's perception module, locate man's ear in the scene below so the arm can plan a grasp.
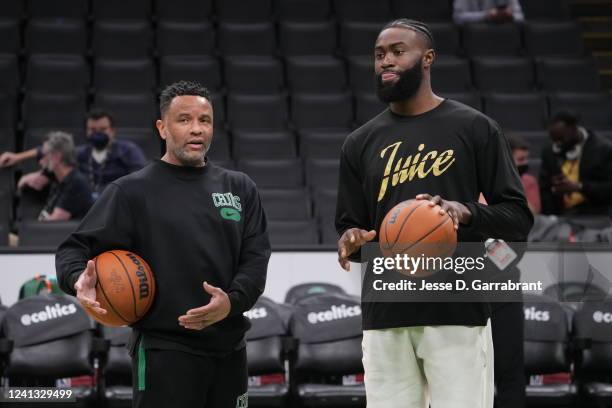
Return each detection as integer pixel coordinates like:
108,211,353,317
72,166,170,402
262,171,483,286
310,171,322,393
156,119,166,141
423,49,435,70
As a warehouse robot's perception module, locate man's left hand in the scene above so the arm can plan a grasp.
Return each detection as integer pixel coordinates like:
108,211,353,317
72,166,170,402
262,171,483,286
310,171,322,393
178,282,231,330
551,175,581,194
415,194,472,230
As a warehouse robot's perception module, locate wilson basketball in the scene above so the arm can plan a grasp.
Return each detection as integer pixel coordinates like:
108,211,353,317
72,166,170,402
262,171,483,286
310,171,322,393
89,250,156,327
379,199,457,277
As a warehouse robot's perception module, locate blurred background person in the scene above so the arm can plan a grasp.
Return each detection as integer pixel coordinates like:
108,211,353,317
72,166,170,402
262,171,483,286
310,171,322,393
508,134,541,215
540,111,612,216
0,109,146,200
453,0,524,24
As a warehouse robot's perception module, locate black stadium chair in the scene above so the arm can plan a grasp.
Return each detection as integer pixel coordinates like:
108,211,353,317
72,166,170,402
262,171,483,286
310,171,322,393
3,0,24,20
268,220,320,246
92,0,152,20
245,297,292,407
285,282,346,304
573,302,612,407
103,326,133,408
429,23,462,56
18,220,80,247
232,130,297,159
287,57,347,94
280,21,338,57
536,58,602,93
23,92,87,129
292,93,354,130
508,131,549,157
25,19,87,55
313,189,337,222
28,0,88,19
216,0,273,22
462,23,522,56
347,56,376,94
154,0,213,21
298,129,349,159
483,93,548,131
259,189,312,220
523,294,577,406
472,57,536,94
1,294,99,406
291,293,366,407
224,56,284,94
276,0,332,21
156,21,215,56
0,19,20,54
548,93,612,130
117,128,162,161
524,22,584,57
206,129,230,160
93,21,152,59
521,0,571,21
0,54,20,95
332,0,390,22
159,56,222,91
390,0,453,22
431,57,472,93
27,55,89,95
340,22,382,57
218,22,277,56
238,159,304,188
305,159,340,191
93,93,157,129
354,93,386,125
228,93,289,131
93,58,156,94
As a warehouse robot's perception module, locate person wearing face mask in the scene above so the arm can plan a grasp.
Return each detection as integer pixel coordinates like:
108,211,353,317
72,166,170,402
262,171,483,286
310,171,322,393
2,110,147,200
540,111,612,216
508,135,541,215
335,19,533,408
35,131,93,221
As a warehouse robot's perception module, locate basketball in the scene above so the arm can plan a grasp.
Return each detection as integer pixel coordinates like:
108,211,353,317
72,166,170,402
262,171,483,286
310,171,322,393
379,199,457,277
89,250,156,327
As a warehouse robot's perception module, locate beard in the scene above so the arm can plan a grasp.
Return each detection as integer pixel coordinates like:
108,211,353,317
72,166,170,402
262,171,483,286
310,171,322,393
376,59,423,104
171,143,208,167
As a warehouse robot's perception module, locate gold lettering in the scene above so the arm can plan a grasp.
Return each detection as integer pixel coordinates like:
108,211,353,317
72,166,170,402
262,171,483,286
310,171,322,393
377,142,402,202
417,151,438,178
377,143,456,202
432,150,456,176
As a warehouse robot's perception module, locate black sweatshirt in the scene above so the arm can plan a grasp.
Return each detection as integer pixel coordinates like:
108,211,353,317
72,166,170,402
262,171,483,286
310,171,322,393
56,159,271,354
335,99,534,329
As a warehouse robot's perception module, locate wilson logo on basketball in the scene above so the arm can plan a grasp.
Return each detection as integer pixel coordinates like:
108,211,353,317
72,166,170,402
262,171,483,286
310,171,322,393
126,253,150,300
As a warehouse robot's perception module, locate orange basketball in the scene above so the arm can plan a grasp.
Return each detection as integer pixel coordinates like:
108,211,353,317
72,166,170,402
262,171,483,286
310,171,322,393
379,199,457,277
89,250,156,327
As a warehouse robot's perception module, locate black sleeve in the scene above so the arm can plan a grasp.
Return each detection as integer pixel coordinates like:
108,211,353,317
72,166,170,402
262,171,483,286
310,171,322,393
226,177,271,317
55,183,135,296
582,143,612,202
461,118,534,241
335,136,372,261
54,176,92,218
538,150,560,215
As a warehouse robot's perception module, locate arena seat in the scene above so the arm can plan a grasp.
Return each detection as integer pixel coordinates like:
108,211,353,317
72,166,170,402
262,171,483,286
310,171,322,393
268,220,320,245
18,220,80,247
225,56,284,94
159,56,222,91
156,21,215,56
286,56,347,94
260,189,312,221
27,55,89,95
280,21,337,56
103,326,133,408
285,283,346,304
25,19,87,55
232,130,297,160
238,159,304,188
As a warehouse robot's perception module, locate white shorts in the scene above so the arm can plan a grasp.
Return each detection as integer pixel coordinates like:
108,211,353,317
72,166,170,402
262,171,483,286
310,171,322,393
362,320,494,408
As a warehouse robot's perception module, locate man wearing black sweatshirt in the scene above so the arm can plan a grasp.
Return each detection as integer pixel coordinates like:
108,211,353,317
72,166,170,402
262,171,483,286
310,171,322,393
335,20,533,408
56,81,270,408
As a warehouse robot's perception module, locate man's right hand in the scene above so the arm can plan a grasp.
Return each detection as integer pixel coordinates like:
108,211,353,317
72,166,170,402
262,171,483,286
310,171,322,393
74,260,107,315
337,228,376,271
0,152,18,168
17,171,49,191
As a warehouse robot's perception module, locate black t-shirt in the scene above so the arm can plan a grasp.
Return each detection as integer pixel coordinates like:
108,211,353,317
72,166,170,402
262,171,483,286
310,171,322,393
55,160,271,354
335,99,533,329
42,170,93,219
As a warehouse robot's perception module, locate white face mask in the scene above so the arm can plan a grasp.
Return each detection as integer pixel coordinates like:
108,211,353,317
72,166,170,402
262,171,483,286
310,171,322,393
91,148,109,164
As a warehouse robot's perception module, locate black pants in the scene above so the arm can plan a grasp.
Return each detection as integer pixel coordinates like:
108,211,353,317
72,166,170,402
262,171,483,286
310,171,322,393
491,301,526,408
131,344,248,408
